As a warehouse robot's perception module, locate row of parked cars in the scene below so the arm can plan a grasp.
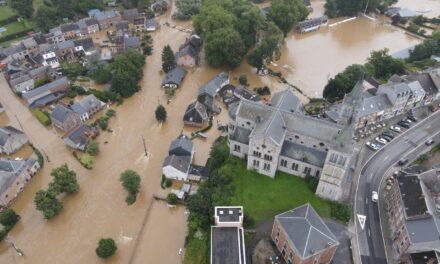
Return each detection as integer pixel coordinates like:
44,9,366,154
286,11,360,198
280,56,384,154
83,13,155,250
366,114,418,151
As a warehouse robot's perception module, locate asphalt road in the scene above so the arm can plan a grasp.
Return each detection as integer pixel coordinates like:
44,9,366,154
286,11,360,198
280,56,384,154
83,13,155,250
354,111,440,264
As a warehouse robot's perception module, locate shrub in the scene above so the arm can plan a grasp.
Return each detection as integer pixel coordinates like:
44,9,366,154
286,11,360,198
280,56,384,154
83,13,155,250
330,201,351,223
120,170,141,205
98,116,109,130
238,74,248,86
96,238,117,259
33,109,51,126
254,86,271,96
164,178,172,188
106,109,116,117
167,193,178,205
87,141,100,156
155,105,167,122
304,175,319,192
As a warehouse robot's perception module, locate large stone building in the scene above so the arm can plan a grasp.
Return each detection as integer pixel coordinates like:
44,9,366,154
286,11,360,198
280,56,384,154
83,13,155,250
228,86,357,201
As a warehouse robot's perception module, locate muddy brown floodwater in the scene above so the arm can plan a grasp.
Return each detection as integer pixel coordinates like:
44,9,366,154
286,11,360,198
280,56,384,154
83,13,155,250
0,0,430,263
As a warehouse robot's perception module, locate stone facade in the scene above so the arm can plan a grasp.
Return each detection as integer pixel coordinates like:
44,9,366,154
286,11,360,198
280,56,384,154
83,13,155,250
229,88,355,201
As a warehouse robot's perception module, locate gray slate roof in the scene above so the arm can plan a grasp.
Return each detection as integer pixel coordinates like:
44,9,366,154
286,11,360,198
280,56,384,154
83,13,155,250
169,135,193,158
198,72,229,97
0,158,37,195
184,101,208,124
276,203,339,259
359,93,391,117
163,155,190,173
22,77,68,102
145,19,158,28
162,66,186,86
0,126,25,147
270,89,302,113
51,104,74,123
64,124,95,150
280,141,327,167
71,94,103,116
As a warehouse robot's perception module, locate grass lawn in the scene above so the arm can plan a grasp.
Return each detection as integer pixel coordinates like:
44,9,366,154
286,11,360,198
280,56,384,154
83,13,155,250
4,20,33,35
33,0,45,11
229,158,331,222
0,5,17,20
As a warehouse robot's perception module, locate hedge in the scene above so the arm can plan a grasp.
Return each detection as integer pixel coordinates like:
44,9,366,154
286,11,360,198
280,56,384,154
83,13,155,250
32,109,51,126
0,28,33,43
0,15,19,27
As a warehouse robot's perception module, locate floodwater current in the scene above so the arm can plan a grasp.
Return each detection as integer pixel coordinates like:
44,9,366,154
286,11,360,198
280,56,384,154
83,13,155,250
0,0,434,263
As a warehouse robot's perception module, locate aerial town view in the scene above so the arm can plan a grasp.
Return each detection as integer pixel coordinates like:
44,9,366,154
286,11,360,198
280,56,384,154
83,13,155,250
0,0,440,263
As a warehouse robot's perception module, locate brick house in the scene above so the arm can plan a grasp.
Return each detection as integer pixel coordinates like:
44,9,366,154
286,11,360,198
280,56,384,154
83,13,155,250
271,204,339,264
50,104,82,132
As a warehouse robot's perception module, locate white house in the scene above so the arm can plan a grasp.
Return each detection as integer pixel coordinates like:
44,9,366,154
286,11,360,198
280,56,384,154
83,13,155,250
162,155,190,181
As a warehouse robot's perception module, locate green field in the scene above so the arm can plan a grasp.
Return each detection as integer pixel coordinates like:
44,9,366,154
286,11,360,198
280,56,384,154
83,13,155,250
0,5,17,20
229,158,331,222
4,21,32,34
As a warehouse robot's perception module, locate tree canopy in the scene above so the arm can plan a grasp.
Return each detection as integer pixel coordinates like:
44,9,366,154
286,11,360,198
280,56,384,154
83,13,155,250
174,0,203,20
193,0,265,68
0,208,19,227
267,0,309,35
366,48,405,80
110,50,146,97
408,32,440,62
323,64,365,102
120,170,141,205
155,105,167,122
48,164,80,195
9,0,33,18
162,45,176,73
34,189,63,219
96,238,117,259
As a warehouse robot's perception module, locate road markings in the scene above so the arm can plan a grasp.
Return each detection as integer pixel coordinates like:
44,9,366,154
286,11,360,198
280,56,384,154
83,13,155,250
368,228,371,237
384,155,389,160
357,214,367,230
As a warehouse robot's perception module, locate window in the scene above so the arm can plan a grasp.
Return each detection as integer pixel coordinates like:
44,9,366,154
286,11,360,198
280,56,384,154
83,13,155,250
253,159,260,168
275,229,280,242
234,145,241,152
291,163,298,171
281,159,287,167
295,135,299,139
253,151,261,158
288,252,293,264
264,154,272,161
264,163,271,171
303,167,311,175
315,170,320,177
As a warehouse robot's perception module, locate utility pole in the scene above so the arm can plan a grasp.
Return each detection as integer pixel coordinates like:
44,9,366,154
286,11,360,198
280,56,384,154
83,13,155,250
141,135,148,156
6,236,24,257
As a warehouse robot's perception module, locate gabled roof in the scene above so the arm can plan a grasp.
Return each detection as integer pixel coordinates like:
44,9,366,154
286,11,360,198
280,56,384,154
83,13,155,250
276,204,339,259
74,38,95,51
162,66,186,86
198,72,229,97
269,89,302,113
0,158,36,195
184,101,208,124
163,155,190,173
22,37,37,48
169,135,193,157
0,126,25,147
22,77,69,102
64,124,95,150
56,40,75,50
145,18,158,28
61,23,79,33
51,104,75,123
116,20,129,31
123,36,140,48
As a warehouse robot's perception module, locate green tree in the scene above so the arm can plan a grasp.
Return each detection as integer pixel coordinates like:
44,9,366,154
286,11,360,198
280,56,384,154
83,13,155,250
0,208,19,226
96,238,117,259
9,0,34,18
87,141,100,156
61,62,88,80
230,2,265,49
35,6,60,32
247,22,283,73
409,32,440,62
238,74,248,86
110,50,146,97
120,170,141,205
167,193,178,205
161,45,176,73
48,164,79,195
106,109,116,117
174,0,203,20
323,64,365,102
155,105,167,122
366,48,404,79
34,189,63,219
193,4,235,38
267,0,309,35
98,116,109,130
325,0,397,18
205,27,245,68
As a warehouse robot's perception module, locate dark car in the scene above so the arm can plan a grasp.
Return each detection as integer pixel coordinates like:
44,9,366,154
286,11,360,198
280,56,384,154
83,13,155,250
398,158,409,166
397,121,410,129
407,115,417,122
380,135,393,142
382,131,395,139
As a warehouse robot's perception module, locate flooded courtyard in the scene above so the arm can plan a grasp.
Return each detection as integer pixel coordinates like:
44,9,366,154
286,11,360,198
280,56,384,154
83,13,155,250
0,0,434,263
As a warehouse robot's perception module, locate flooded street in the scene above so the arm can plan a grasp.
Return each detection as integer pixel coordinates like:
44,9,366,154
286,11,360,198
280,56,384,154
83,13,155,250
0,0,433,263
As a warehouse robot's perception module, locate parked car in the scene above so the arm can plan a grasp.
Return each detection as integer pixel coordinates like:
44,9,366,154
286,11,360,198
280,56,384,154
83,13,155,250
375,137,387,144
366,141,380,151
397,122,410,129
398,158,409,166
390,126,402,133
407,115,417,122
380,135,392,142
402,118,413,124
382,131,395,139
425,139,435,146
371,191,378,203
